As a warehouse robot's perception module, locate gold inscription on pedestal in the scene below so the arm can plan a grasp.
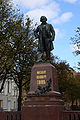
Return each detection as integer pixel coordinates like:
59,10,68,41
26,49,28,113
36,75,46,79
37,70,46,74
37,80,46,85
36,70,46,85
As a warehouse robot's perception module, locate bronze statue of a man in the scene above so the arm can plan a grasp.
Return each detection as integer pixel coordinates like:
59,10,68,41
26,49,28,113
34,16,55,62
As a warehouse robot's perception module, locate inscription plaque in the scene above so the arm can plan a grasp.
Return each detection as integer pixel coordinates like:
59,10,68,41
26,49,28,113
37,70,46,74
37,80,46,85
36,75,46,79
36,70,46,85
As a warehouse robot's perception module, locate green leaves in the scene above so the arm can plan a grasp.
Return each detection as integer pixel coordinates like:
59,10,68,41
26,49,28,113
0,0,38,110
71,27,80,70
71,28,80,54
52,58,80,109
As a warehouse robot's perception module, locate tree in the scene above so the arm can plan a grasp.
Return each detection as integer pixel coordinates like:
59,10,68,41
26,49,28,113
52,60,72,93
71,27,80,69
64,74,80,110
0,0,15,92
52,57,80,109
71,27,80,55
0,0,38,111
10,16,37,111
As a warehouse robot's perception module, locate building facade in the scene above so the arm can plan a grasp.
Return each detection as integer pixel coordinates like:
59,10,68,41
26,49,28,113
0,79,18,111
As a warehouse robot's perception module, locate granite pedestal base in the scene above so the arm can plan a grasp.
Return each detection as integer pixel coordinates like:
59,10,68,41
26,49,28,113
22,92,64,120
22,63,64,120
22,105,64,120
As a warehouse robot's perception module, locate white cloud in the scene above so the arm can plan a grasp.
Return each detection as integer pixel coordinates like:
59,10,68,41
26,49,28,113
12,0,60,20
26,2,60,24
53,12,73,24
62,0,78,3
12,0,73,28
12,0,50,9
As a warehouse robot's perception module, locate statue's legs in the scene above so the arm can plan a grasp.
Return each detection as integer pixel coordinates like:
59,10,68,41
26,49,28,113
45,38,50,61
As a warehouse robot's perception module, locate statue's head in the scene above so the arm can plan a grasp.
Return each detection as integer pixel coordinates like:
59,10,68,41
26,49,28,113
40,16,47,22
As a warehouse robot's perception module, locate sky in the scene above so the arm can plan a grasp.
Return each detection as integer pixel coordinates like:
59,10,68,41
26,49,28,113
12,0,80,72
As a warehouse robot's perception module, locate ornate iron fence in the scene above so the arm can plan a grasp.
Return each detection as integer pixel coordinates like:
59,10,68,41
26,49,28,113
63,111,80,120
0,111,21,120
0,110,80,120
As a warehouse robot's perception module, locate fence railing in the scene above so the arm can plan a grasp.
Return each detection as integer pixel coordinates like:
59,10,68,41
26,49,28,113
0,111,21,120
63,111,80,120
0,110,80,120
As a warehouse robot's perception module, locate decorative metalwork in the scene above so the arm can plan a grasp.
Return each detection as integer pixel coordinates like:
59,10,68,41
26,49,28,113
35,78,52,95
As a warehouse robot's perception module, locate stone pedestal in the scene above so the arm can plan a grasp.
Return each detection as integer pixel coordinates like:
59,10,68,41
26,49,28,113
29,63,59,94
22,63,64,120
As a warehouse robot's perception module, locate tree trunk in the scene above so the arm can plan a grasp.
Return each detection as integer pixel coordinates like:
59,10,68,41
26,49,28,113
18,79,22,111
76,99,78,106
71,99,74,110
0,71,7,93
0,79,6,93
